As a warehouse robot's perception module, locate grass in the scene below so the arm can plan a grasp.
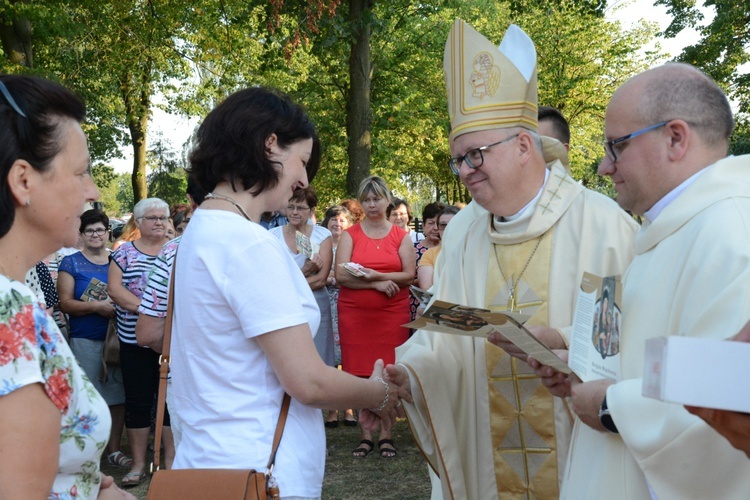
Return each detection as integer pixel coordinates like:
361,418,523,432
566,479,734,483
101,415,431,499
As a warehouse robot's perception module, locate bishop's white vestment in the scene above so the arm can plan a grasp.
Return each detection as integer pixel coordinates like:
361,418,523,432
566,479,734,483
397,163,638,499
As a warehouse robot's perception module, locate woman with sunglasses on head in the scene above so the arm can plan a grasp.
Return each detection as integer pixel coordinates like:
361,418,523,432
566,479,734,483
58,209,131,470
0,74,134,499
108,197,175,486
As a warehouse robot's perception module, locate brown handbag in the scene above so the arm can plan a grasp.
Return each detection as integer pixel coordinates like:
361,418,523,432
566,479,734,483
147,252,290,500
99,318,119,383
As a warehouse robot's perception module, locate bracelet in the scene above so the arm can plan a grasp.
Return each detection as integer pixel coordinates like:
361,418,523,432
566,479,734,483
369,376,390,412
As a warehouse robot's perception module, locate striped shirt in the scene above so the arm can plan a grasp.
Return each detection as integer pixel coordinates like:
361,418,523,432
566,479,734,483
138,237,180,319
110,241,159,344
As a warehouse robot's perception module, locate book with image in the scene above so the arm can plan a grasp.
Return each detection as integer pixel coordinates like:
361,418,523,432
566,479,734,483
79,277,109,302
405,300,570,374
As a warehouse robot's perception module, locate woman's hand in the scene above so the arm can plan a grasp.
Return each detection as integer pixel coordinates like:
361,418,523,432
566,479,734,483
373,280,399,298
360,267,382,282
301,254,323,277
98,473,137,499
96,300,116,319
359,360,411,432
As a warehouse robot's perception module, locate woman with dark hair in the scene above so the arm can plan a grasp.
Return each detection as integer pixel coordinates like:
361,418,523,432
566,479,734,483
336,176,415,458
388,198,423,244
271,186,335,367
173,208,191,236
58,209,130,468
169,87,406,497
0,75,133,498
417,205,460,290
108,196,175,486
321,204,357,427
410,201,446,320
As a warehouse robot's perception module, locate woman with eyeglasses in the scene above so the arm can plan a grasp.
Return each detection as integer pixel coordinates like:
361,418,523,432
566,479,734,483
58,209,131,469
416,205,460,290
270,187,335,368
0,74,134,499
108,197,175,487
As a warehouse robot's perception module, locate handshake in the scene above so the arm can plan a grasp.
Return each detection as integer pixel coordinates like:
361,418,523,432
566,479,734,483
358,360,415,431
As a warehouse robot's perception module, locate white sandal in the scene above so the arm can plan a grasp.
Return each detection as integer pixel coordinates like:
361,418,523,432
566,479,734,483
107,451,134,467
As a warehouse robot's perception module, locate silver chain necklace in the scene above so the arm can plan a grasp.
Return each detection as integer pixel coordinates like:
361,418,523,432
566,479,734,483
205,192,253,222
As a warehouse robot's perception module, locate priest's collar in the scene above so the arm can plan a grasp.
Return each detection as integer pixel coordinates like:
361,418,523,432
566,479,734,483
493,168,550,227
643,166,709,223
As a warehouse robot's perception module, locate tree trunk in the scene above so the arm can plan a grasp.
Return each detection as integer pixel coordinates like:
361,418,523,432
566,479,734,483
0,12,33,68
120,71,151,204
345,0,373,196
128,111,148,204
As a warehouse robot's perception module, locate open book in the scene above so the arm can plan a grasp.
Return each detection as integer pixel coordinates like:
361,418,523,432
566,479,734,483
404,299,571,374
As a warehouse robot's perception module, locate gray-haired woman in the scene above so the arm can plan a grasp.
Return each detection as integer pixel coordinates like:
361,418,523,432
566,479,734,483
108,197,175,487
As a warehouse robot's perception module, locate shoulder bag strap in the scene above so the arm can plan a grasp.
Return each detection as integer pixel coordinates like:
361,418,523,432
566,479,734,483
152,249,176,472
152,251,292,474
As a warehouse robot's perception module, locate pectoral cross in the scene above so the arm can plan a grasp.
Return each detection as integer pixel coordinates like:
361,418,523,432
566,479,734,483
491,275,544,314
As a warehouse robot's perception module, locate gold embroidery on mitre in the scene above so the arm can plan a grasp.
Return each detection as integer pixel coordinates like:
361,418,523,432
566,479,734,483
470,52,501,98
444,20,539,141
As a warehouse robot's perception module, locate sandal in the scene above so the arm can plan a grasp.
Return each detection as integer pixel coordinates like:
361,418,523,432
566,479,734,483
352,439,374,458
121,470,147,488
343,417,358,427
378,439,397,458
107,451,133,468
325,420,339,428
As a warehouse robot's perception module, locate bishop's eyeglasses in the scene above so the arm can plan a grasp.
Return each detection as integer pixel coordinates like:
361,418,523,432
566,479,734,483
448,134,519,175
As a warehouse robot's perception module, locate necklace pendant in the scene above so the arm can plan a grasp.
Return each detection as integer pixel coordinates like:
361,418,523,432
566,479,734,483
507,275,516,312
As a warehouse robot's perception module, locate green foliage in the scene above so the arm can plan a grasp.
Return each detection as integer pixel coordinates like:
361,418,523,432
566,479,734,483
115,174,135,215
2,0,664,212
730,118,750,156
657,0,750,113
146,135,188,208
92,164,123,215
510,0,660,191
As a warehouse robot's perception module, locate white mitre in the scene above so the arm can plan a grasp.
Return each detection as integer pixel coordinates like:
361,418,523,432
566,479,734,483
444,20,538,141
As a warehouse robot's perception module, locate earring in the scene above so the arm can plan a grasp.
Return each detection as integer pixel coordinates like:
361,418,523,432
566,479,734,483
25,199,30,206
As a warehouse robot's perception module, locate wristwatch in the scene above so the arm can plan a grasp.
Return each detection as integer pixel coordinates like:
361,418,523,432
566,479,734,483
598,394,619,434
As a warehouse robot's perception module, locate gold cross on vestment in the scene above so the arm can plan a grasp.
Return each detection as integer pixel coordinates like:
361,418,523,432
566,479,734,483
490,277,544,314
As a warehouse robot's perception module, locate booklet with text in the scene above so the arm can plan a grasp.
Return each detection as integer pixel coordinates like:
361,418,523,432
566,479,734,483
404,300,570,374
568,272,622,382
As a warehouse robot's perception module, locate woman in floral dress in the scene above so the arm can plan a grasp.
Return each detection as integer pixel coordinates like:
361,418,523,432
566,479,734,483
0,75,134,499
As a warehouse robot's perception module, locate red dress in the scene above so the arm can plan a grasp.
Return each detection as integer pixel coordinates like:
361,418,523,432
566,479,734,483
338,223,410,376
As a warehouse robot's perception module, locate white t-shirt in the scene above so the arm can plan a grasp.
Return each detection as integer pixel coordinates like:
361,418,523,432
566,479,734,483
169,209,324,498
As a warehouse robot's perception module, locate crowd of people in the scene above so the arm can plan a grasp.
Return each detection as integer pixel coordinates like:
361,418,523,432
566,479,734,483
2,16,750,500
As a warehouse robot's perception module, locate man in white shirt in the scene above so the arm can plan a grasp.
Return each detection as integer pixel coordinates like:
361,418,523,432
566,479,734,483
547,62,750,499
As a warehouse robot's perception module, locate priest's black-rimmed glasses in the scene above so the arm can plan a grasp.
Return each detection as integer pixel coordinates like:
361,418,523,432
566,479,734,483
448,133,519,175
602,121,670,163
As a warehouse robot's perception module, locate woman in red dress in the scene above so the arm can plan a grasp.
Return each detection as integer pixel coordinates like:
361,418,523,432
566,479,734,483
335,176,415,458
